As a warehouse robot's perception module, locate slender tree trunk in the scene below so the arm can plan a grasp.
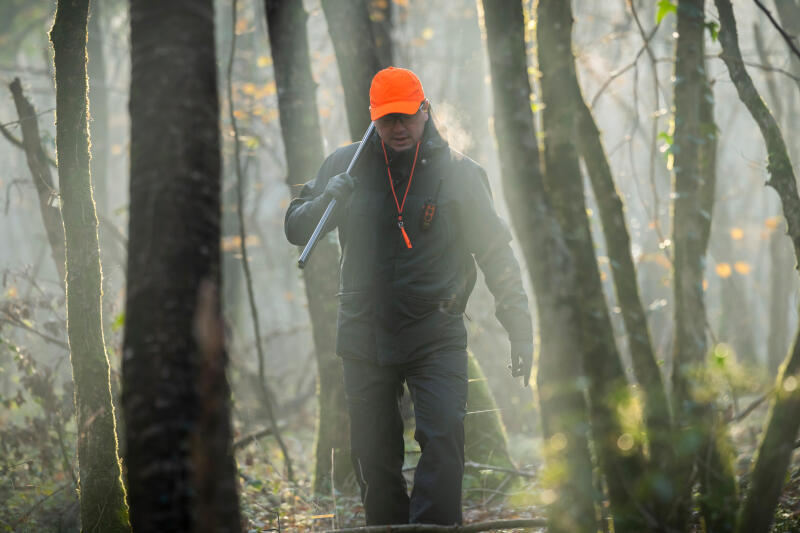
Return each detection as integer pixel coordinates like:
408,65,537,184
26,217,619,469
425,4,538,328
321,0,384,141
124,1,241,530
669,1,739,530
536,2,652,530
264,0,353,494
714,2,800,531
572,43,673,487
9,78,66,283
768,222,794,375
49,1,130,531
480,2,596,531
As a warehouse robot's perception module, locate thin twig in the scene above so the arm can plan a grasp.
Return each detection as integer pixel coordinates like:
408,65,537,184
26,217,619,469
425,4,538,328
729,392,769,423
225,0,293,482
465,461,537,479
0,310,69,349
0,107,56,129
753,0,800,63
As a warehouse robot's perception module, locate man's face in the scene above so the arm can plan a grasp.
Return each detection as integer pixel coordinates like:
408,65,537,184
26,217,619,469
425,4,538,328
375,104,429,152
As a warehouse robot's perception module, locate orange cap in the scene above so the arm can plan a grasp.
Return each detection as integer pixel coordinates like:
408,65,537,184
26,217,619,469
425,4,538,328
369,67,425,121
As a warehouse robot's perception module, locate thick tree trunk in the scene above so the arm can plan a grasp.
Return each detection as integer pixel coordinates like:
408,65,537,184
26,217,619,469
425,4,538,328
124,1,241,531
263,0,353,495
49,1,130,531
714,2,800,531
321,0,384,141
9,78,66,283
670,1,738,530
536,2,651,531
480,2,596,531
367,0,393,68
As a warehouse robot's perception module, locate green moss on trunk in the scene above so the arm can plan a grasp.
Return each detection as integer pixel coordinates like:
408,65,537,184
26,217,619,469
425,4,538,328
49,0,129,531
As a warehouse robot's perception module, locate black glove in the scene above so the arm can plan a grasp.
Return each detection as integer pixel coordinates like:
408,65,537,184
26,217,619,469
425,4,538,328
509,340,533,387
322,172,357,202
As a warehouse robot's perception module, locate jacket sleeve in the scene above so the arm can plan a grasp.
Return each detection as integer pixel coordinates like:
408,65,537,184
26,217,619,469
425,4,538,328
460,164,534,344
284,155,340,246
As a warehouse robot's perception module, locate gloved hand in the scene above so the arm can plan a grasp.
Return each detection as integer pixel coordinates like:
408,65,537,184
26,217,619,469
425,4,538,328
509,340,533,387
322,172,357,202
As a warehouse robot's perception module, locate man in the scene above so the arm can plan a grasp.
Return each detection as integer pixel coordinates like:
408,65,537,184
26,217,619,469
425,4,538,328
285,67,532,525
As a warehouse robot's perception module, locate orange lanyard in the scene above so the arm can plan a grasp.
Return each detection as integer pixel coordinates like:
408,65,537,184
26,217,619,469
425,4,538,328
381,140,421,249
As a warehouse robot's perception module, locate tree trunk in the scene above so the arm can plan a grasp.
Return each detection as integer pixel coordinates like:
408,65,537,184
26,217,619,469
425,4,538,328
768,221,794,375
263,0,353,495
536,1,651,530
714,2,800,531
367,0,393,68
124,1,241,531
49,1,130,531
480,2,596,531
9,78,66,283
321,0,384,141
669,1,738,530
572,39,673,487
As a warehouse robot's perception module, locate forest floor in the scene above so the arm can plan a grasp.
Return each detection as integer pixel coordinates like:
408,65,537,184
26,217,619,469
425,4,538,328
4,394,800,532
236,393,800,533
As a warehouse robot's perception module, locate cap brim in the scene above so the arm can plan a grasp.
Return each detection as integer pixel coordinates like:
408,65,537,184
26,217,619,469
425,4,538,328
370,100,422,121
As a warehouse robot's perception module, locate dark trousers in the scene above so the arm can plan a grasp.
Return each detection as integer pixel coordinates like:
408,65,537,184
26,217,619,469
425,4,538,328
342,350,468,526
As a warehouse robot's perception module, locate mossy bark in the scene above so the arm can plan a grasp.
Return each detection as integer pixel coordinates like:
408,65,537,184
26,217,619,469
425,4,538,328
536,1,651,530
714,1,800,531
320,0,384,141
49,1,130,531
263,0,353,495
124,1,241,530
480,2,596,531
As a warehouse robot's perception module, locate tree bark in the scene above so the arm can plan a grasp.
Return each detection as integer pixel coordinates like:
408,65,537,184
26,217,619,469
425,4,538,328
263,0,353,495
573,41,673,486
124,1,241,531
714,2,800,531
669,1,738,530
768,221,794,375
9,78,66,283
367,0,393,68
321,0,384,141
536,1,652,531
49,1,130,531
480,2,597,531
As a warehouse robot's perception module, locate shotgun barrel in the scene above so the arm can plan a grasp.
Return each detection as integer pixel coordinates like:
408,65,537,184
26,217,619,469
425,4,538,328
298,122,375,269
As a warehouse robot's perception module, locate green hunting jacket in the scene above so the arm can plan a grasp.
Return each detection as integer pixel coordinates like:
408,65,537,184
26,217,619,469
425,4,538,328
285,122,532,365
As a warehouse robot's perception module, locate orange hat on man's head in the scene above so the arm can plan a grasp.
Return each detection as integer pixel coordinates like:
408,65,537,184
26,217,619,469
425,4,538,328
369,67,426,121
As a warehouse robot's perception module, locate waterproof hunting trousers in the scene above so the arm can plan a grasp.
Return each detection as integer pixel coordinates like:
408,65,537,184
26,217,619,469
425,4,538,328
342,350,468,526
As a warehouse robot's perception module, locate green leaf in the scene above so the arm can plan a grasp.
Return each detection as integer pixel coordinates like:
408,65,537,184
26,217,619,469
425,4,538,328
656,0,676,24
704,21,719,42
111,312,125,333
